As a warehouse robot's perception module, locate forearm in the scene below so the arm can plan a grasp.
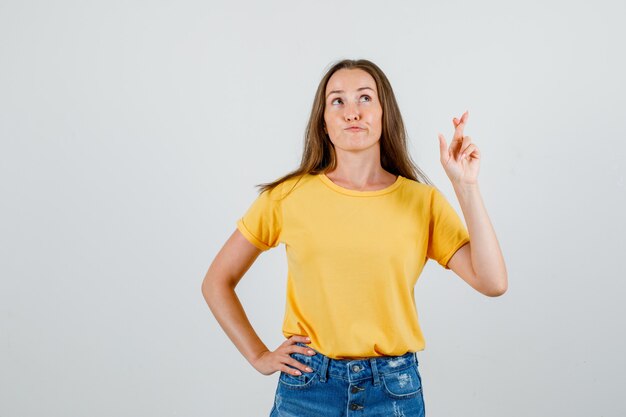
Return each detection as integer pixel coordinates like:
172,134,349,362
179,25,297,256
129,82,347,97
202,281,269,365
452,182,508,294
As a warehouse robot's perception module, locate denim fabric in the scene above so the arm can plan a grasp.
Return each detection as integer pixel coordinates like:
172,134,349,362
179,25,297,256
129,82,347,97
269,342,425,416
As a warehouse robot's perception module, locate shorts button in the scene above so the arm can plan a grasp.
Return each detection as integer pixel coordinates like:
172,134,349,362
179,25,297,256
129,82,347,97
349,403,364,410
351,365,361,372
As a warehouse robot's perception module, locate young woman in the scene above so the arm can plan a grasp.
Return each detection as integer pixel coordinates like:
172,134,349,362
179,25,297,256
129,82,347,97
202,58,507,416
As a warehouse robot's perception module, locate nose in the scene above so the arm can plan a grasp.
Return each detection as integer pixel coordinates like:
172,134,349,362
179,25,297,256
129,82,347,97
344,102,360,122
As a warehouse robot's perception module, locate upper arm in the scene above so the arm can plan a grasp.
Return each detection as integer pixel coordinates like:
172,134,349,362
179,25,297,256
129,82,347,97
446,241,490,296
202,228,263,290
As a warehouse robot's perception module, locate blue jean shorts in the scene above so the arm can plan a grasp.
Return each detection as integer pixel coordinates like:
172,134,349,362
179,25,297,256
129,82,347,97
269,342,425,416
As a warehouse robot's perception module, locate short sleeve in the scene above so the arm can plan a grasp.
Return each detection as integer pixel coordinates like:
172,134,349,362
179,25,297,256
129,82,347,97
426,187,470,270
236,184,283,251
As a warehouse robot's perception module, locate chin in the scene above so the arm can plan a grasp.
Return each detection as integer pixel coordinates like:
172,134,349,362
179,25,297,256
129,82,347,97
330,134,380,148
338,140,380,152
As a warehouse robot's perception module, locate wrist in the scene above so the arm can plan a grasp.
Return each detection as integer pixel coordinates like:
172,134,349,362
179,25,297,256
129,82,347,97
250,348,270,364
452,180,479,193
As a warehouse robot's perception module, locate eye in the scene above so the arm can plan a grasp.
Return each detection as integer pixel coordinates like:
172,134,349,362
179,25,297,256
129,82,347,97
331,98,343,105
361,95,372,102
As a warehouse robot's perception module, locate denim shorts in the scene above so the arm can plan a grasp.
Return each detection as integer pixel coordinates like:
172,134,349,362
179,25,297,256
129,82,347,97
269,342,425,416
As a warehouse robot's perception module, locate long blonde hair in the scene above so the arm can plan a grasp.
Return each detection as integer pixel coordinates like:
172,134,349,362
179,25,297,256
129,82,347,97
255,58,433,194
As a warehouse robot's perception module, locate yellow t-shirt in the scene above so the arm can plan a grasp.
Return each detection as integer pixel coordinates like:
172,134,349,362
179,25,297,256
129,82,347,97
236,173,470,359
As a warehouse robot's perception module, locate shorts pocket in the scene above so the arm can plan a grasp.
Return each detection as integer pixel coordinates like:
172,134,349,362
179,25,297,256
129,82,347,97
381,364,423,400
278,351,319,390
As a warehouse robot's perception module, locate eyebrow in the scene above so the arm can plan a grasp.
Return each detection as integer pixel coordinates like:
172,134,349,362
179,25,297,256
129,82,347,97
326,86,375,99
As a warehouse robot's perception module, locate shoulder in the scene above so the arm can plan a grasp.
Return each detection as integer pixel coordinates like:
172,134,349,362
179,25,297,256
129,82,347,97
399,177,437,197
278,173,318,197
262,173,316,201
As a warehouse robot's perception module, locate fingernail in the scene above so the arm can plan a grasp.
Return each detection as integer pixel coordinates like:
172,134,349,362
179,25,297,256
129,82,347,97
308,350,315,355
306,337,311,341
306,367,313,372
295,370,301,375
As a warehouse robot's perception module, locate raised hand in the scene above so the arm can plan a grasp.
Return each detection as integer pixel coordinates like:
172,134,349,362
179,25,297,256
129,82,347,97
437,110,480,186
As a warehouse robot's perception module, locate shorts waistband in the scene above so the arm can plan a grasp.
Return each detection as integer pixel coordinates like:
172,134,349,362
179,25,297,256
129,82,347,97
292,342,418,385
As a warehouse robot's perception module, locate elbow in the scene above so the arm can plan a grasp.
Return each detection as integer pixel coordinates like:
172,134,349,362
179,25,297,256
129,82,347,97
201,274,219,301
481,275,508,297
201,280,210,296
486,285,507,297
201,280,212,303
201,274,235,303
201,280,222,310
201,274,210,295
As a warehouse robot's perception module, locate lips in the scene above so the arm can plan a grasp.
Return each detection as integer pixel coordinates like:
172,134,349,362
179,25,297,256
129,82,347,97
345,127,365,131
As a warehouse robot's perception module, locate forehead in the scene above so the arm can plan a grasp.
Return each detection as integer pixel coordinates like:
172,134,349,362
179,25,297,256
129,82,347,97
325,68,377,93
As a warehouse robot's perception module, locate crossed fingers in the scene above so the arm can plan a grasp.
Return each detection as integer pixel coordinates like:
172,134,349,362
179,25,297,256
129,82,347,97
452,111,475,161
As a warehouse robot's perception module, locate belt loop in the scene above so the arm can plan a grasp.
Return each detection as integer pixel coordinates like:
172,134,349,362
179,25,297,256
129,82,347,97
318,354,330,383
369,357,380,386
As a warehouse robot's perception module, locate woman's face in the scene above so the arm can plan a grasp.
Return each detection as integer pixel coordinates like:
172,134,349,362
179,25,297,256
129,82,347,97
323,68,383,152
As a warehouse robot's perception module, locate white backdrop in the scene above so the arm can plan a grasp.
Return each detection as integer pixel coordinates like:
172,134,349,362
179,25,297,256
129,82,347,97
1,0,625,416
